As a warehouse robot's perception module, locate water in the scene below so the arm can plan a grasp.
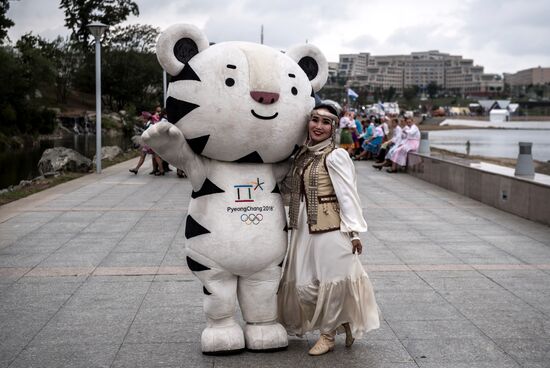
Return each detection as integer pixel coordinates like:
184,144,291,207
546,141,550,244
429,129,550,162
0,134,133,190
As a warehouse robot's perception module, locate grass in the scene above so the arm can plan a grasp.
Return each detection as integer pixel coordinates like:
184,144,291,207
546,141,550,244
0,150,139,206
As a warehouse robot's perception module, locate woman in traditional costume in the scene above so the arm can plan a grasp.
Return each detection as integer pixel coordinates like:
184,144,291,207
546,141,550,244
278,100,380,356
386,116,420,173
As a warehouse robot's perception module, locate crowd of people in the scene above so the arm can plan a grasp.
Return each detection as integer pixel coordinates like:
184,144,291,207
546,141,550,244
338,111,421,172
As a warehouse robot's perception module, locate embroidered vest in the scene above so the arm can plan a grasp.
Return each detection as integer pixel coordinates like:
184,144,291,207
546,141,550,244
289,146,340,233
301,150,341,234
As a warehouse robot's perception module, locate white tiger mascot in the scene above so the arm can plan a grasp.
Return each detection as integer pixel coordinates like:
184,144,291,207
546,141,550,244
143,24,328,354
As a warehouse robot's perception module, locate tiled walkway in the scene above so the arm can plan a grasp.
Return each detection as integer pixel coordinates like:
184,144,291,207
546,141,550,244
1,158,549,368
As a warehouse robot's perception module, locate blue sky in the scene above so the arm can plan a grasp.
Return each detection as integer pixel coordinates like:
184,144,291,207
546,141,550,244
7,0,550,74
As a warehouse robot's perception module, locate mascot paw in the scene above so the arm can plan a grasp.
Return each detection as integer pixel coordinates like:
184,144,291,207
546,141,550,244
201,323,245,355
244,323,288,351
142,121,183,148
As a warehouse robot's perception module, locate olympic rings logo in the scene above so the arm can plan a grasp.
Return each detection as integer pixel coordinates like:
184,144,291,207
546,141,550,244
240,213,263,225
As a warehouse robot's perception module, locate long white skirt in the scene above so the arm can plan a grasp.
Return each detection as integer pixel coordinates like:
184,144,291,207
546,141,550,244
278,202,380,338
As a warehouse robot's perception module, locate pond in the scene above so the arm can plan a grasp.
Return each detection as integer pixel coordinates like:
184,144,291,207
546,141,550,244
0,134,134,190
428,129,550,162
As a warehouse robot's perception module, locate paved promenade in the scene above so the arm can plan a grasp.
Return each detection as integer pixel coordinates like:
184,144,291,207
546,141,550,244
1,158,549,368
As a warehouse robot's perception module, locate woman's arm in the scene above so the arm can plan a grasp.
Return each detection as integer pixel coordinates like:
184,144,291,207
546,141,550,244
326,149,368,234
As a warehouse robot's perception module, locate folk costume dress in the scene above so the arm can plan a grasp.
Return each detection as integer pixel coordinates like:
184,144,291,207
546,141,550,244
278,138,380,339
390,123,420,166
338,116,355,151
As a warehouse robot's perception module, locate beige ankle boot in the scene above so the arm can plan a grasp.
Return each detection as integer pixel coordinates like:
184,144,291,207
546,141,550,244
308,332,335,356
342,323,355,347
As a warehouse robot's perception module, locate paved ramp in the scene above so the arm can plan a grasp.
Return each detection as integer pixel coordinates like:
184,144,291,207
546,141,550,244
1,158,549,367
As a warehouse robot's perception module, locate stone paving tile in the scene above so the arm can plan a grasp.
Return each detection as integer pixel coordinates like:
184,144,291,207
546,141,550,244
32,304,136,344
99,251,166,267
37,249,109,268
160,249,187,268
369,271,433,292
124,320,203,344
376,291,464,322
401,337,518,365
493,338,550,364
474,269,550,290
0,252,50,268
420,230,483,243
414,270,501,292
81,211,145,235
509,289,550,315
389,246,463,265
437,243,525,265
0,232,74,255
60,235,120,253
418,362,521,368
9,342,120,368
62,279,150,311
470,313,550,340
115,232,175,253
363,248,403,265
0,267,29,282
112,342,214,368
388,319,488,340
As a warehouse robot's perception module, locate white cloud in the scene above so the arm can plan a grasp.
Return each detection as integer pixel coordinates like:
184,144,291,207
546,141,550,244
6,0,550,73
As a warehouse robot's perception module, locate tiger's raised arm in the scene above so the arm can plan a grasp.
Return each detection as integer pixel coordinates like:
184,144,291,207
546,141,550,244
142,122,206,190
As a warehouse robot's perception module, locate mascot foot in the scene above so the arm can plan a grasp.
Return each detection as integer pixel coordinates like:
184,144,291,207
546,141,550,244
244,322,288,352
201,322,245,355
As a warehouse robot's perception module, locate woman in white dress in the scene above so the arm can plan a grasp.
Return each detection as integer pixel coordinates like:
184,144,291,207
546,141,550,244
387,116,420,173
278,100,380,356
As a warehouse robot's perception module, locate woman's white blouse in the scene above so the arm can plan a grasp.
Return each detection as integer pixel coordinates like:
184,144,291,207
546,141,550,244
326,148,368,234
392,125,403,145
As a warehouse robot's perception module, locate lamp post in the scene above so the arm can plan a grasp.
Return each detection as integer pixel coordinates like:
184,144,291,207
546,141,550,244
87,22,108,173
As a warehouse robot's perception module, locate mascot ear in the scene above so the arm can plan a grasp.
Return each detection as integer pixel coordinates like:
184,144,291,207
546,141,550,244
156,23,210,76
286,44,328,92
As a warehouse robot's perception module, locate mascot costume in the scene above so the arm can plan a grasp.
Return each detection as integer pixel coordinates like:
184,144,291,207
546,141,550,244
143,24,328,354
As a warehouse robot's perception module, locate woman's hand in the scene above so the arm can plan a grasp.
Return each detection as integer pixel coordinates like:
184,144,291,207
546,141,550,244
352,239,362,255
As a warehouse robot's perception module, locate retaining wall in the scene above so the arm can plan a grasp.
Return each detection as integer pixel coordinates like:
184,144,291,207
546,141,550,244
407,152,550,226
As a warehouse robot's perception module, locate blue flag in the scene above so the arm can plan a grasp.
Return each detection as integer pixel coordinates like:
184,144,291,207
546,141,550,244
347,88,359,100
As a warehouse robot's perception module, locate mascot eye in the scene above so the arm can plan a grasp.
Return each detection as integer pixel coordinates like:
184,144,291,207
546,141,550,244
225,78,235,87
291,87,298,95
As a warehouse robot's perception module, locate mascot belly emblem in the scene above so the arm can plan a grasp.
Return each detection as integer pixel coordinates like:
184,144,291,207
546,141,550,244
143,23,328,354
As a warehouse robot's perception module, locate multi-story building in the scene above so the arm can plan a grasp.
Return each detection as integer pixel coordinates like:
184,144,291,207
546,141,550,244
504,67,550,86
336,50,498,95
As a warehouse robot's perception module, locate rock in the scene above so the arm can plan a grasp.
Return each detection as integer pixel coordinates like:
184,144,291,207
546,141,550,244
19,180,32,187
38,147,92,174
107,112,122,122
93,146,123,162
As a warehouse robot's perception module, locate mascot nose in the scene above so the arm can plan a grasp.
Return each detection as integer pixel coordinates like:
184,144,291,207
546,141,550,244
250,91,279,105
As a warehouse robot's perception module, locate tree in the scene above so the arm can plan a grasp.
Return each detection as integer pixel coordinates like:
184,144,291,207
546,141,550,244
71,23,162,111
403,86,419,104
104,24,160,53
101,49,162,111
0,46,57,136
59,0,139,49
384,86,396,102
0,0,14,45
15,33,57,91
426,81,439,99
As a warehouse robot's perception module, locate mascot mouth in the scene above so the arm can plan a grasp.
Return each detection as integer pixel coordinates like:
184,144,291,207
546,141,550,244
251,110,278,120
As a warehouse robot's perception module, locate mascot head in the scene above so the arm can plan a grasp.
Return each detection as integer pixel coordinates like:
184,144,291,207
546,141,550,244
156,24,328,163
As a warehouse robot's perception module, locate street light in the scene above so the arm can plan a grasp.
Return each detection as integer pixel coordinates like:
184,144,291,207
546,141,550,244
87,22,108,173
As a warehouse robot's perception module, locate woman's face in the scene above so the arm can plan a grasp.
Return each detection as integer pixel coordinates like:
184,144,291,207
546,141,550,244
308,108,334,144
